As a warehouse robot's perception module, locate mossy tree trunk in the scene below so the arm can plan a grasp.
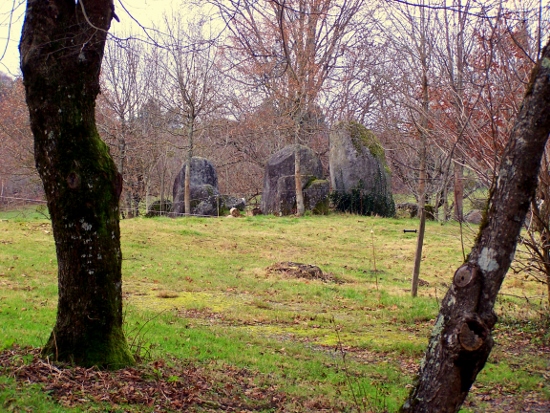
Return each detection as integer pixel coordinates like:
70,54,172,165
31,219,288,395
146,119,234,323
401,41,550,412
20,0,134,368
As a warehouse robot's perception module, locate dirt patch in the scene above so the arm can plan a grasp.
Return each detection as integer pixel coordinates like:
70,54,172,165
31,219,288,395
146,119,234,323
177,306,226,323
465,388,550,412
157,290,179,299
266,262,340,283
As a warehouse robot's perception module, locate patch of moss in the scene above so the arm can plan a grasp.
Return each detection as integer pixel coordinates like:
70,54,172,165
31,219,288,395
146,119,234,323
346,121,387,164
308,181,330,215
302,175,318,190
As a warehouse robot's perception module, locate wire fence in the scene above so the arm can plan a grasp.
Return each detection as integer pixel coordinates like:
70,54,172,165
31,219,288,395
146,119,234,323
0,195,49,219
0,189,539,229
0,195,47,206
0,193,258,219
121,193,258,219
1,191,488,225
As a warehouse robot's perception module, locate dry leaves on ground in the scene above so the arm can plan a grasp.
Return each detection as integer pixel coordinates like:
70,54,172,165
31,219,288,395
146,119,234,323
0,346,284,412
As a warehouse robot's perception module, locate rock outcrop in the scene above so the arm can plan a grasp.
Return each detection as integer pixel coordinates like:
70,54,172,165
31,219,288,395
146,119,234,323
261,145,329,215
172,157,220,217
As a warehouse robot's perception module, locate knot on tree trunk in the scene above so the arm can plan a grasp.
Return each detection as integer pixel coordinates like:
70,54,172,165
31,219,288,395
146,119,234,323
66,172,81,189
453,264,479,288
457,314,489,353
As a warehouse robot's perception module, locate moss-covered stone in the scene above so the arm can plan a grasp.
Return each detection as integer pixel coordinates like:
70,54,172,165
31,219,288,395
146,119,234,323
172,157,220,217
329,121,395,217
347,121,387,164
305,179,330,215
261,145,325,215
146,200,173,217
425,205,435,220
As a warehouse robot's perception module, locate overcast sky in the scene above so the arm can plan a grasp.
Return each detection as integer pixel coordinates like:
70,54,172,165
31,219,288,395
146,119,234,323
0,0,186,77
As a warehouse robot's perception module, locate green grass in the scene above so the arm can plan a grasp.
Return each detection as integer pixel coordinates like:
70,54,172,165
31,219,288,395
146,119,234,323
0,376,75,413
0,211,548,412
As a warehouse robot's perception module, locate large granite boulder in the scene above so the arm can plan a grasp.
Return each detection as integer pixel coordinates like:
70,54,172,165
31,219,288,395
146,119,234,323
172,157,220,217
329,121,395,217
261,145,329,215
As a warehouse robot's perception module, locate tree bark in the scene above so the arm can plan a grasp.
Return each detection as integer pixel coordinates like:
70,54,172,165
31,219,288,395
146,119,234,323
412,16,429,297
20,0,134,368
453,161,464,222
294,141,305,216
411,208,426,297
401,41,550,413
184,118,194,216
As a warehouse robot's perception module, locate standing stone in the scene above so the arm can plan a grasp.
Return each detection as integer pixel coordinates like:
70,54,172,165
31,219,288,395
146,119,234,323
329,121,395,217
261,145,329,215
172,157,220,217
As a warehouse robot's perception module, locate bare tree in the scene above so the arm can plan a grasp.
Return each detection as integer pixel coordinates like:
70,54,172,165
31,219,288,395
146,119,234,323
402,38,550,413
373,0,439,293
0,76,40,205
156,14,222,217
513,145,550,305
213,0,366,215
100,37,152,217
438,0,473,223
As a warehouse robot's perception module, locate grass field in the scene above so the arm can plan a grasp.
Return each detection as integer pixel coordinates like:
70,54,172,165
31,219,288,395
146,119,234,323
0,208,548,412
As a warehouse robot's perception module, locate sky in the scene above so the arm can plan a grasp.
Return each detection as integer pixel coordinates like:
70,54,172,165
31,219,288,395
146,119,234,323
0,0,185,77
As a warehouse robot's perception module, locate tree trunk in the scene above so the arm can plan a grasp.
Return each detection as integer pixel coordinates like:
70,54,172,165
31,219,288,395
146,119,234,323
401,41,550,413
184,119,194,216
159,155,166,215
544,244,550,307
184,159,191,216
453,161,464,222
117,122,127,218
411,208,426,297
412,25,429,297
412,122,428,296
295,142,305,216
145,182,150,215
443,180,450,221
20,0,134,368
